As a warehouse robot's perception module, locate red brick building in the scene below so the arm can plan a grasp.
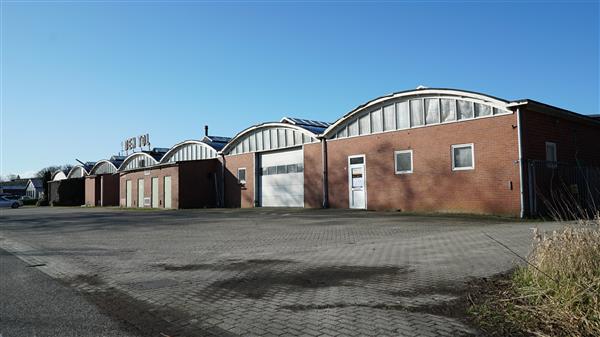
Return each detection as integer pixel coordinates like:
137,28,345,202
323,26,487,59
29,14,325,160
84,156,124,207
48,170,85,206
61,88,598,217
118,136,229,209
319,88,600,217
220,88,600,217
48,164,93,206
221,118,330,208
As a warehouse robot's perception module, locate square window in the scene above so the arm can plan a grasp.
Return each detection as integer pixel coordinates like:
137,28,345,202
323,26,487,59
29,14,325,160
452,144,474,170
395,150,413,174
267,166,277,175
237,168,247,184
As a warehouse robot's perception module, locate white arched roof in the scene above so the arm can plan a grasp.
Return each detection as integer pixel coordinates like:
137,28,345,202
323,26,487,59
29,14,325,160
159,140,220,164
89,160,119,175
221,122,320,156
66,165,88,179
51,171,67,181
322,88,512,139
117,152,160,172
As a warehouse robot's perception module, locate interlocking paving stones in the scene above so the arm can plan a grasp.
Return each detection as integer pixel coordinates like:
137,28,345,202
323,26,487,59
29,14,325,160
0,207,562,336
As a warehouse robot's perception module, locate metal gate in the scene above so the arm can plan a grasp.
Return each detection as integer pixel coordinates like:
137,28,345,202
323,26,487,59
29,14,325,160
527,160,600,219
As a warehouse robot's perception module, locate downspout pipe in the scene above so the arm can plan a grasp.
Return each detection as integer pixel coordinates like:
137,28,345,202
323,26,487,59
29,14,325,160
321,138,329,208
516,107,525,218
219,153,226,208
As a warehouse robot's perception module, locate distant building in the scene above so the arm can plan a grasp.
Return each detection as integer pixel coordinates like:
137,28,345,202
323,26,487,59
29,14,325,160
0,179,29,196
25,178,44,199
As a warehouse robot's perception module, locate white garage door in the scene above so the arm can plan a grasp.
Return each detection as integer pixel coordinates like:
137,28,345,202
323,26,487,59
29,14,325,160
259,148,304,207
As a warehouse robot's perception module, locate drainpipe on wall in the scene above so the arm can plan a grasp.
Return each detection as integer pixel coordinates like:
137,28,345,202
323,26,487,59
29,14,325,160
321,138,329,208
220,154,226,208
516,107,525,218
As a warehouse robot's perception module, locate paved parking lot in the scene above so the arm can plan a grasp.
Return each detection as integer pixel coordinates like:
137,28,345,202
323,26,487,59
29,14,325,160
0,207,560,336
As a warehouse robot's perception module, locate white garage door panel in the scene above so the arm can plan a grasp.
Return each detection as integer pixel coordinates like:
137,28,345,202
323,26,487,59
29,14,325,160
261,149,303,166
260,149,304,207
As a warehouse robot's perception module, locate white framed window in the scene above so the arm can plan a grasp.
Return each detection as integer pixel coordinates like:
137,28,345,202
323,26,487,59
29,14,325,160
452,143,474,171
545,142,557,163
237,168,247,185
394,150,413,174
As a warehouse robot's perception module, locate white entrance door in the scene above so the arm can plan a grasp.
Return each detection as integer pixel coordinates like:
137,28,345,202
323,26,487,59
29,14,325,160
137,179,144,208
126,180,132,207
164,176,172,209
151,177,159,208
259,148,304,207
348,155,366,209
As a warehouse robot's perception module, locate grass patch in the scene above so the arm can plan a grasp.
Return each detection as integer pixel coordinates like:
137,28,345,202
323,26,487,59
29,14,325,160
469,219,600,336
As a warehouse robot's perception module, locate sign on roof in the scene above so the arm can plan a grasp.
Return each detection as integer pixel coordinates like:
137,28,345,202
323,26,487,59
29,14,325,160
122,134,151,154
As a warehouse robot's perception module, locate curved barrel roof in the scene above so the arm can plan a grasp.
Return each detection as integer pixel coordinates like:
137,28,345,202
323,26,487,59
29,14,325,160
221,117,330,155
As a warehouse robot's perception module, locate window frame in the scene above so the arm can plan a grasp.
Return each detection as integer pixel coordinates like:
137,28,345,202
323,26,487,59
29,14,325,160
237,167,247,185
394,149,414,174
545,142,557,163
451,143,475,171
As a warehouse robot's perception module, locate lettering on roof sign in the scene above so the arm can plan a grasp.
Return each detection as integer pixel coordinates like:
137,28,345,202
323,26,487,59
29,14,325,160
122,134,151,153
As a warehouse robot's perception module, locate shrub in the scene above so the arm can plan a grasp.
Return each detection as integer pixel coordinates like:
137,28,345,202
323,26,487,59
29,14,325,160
22,199,38,206
470,219,600,336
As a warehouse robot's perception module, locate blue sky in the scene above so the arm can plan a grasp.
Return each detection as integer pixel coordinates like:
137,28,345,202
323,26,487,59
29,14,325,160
1,1,598,178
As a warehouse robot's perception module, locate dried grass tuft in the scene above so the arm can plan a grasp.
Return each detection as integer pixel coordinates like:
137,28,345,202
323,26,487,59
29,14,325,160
470,217,600,337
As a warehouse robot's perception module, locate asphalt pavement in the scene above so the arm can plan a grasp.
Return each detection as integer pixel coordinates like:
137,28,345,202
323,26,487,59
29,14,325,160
0,248,141,337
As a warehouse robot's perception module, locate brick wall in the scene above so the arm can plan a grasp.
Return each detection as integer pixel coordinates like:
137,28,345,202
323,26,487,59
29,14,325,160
520,107,600,165
100,174,120,206
119,165,179,208
325,113,521,216
223,153,255,208
50,178,85,206
519,106,600,216
303,142,323,208
179,159,221,208
84,176,99,206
